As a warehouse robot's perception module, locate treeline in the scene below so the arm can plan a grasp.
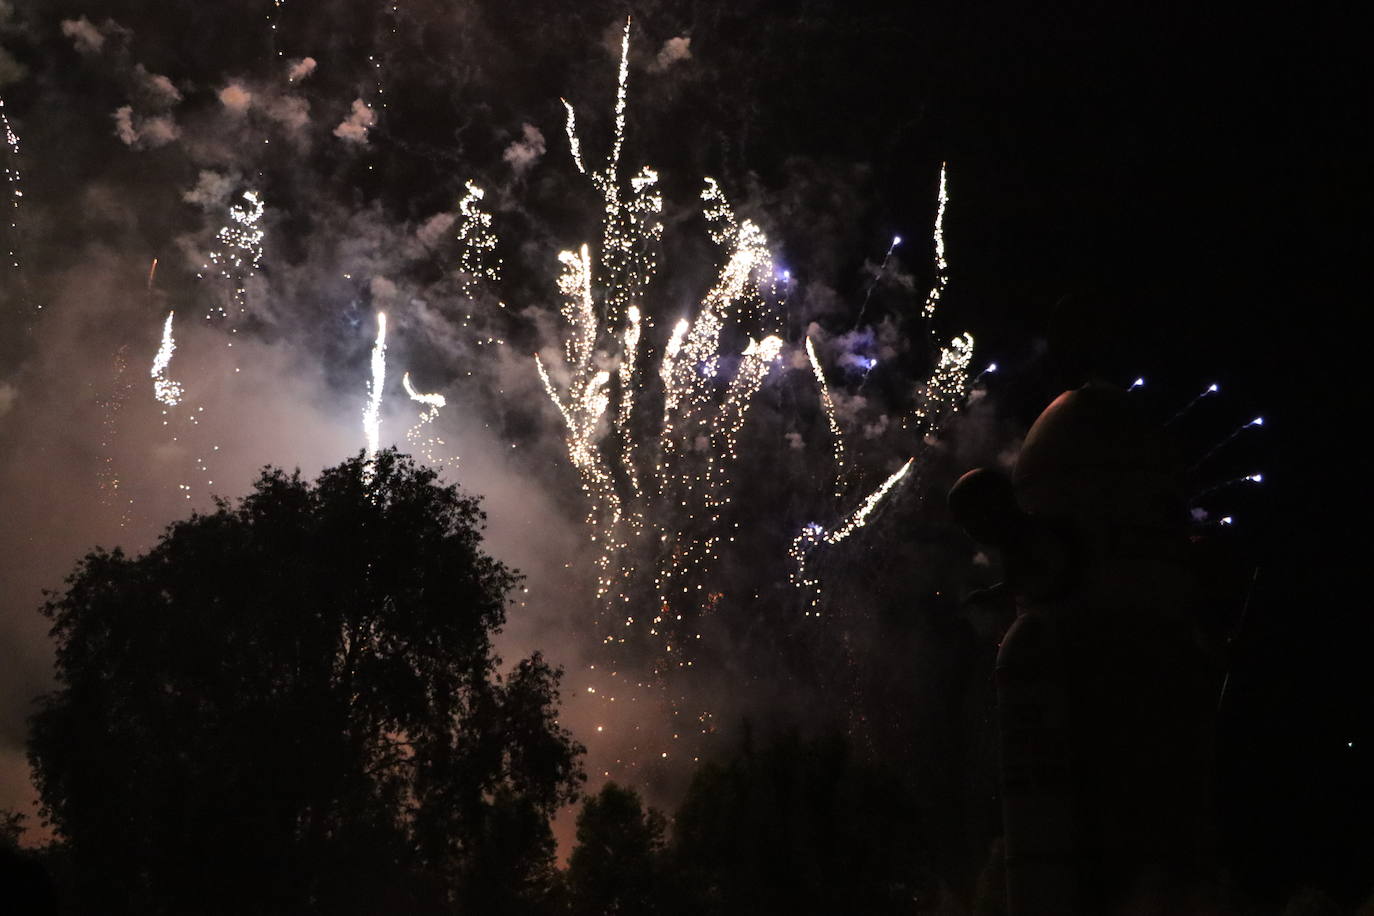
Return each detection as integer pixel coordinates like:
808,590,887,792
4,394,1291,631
0,451,959,915
6,730,965,915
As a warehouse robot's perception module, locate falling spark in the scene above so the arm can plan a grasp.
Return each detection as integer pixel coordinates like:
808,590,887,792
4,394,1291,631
151,311,183,407
1129,376,1146,390
363,311,388,460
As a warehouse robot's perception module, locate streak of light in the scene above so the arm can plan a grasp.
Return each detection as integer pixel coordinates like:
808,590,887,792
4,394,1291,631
151,311,183,408
402,372,448,467
1192,414,1266,470
919,163,949,322
789,459,915,612
364,311,388,461
1166,381,1221,425
806,336,847,497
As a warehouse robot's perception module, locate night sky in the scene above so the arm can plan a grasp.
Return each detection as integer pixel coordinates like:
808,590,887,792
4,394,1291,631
0,0,1366,903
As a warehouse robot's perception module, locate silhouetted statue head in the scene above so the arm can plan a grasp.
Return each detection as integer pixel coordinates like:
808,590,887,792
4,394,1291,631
948,467,1022,549
1015,382,1185,532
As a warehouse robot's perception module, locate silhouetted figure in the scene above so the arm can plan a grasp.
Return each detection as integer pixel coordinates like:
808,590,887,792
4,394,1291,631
949,384,1218,915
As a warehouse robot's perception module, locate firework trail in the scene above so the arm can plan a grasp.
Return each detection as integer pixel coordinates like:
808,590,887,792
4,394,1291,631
364,311,388,461
402,371,448,466
790,166,973,611
851,234,901,330
540,19,783,669
1192,415,1264,471
1193,471,1262,502
1166,382,1220,425
789,458,914,612
807,335,848,497
151,311,184,410
920,163,949,323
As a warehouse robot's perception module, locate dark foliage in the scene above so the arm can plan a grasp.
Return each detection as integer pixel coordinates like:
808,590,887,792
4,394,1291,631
567,782,666,916
28,450,583,915
663,730,938,915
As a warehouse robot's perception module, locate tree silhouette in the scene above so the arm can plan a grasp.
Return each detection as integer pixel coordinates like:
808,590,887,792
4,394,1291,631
666,731,935,915
28,450,583,915
567,782,666,915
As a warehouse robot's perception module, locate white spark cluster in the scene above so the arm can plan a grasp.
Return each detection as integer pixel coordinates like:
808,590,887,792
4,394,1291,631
456,180,500,298
1,97,23,277
201,190,266,327
910,332,976,437
151,311,184,408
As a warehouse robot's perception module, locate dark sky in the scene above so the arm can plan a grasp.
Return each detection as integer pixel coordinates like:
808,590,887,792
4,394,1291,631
0,0,1367,899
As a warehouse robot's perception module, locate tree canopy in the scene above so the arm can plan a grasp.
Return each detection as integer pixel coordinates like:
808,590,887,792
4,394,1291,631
28,449,583,915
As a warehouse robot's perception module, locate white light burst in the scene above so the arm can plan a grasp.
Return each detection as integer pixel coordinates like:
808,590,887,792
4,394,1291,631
151,311,184,408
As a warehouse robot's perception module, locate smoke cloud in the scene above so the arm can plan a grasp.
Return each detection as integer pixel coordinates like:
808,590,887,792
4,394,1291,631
502,122,546,176
286,56,316,83
652,35,692,71
59,16,104,54
333,97,376,144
